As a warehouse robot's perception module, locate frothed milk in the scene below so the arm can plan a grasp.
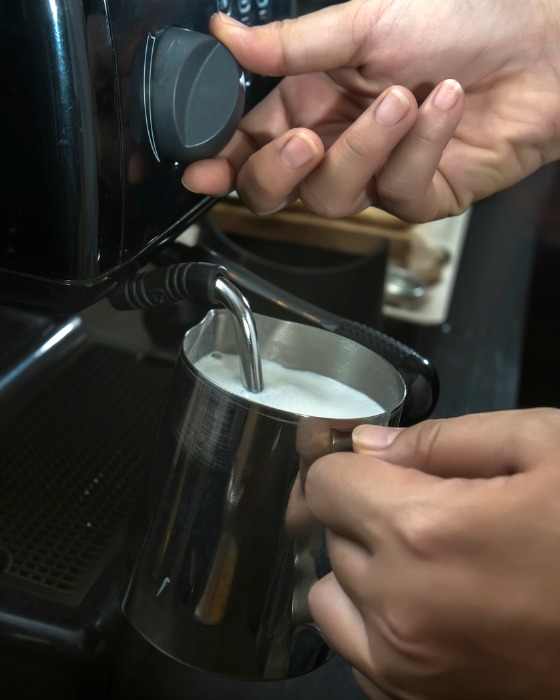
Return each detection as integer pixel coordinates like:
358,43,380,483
194,352,384,419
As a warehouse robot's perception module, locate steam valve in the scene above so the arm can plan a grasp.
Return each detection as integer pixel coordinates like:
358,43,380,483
131,27,246,163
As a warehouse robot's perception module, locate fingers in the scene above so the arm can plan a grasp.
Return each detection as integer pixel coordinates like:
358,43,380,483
181,157,235,197
183,129,324,210
306,409,560,551
352,408,560,478
298,87,419,217
181,125,259,195
209,5,369,76
309,569,411,700
231,85,420,217
308,572,372,671
375,79,466,221
236,130,324,214
304,451,434,549
295,80,465,219
183,77,464,219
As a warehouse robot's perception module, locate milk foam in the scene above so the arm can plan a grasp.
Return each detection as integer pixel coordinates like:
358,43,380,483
194,352,384,419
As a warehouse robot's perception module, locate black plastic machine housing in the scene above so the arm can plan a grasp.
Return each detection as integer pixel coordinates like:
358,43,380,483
0,0,293,313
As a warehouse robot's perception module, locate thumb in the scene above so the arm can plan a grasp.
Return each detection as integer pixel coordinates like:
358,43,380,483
210,4,370,76
352,408,560,479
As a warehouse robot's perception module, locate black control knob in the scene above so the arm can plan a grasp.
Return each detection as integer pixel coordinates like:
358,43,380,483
132,27,246,163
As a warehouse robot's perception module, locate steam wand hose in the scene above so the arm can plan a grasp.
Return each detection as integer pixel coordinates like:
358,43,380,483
109,262,263,393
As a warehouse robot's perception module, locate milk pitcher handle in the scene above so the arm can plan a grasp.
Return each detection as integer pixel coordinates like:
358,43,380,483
332,319,439,426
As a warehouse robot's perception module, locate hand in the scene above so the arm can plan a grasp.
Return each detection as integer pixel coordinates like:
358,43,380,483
304,408,560,699
182,0,560,222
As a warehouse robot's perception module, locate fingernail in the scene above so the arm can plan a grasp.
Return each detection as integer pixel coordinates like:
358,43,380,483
374,89,410,127
181,176,200,193
214,12,247,29
280,132,319,169
353,424,400,451
433,79,462,111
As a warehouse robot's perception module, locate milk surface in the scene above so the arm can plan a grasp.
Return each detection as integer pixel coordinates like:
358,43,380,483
194,352,384,418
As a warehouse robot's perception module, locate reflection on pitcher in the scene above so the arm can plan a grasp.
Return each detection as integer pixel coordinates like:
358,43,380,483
122,310,405,681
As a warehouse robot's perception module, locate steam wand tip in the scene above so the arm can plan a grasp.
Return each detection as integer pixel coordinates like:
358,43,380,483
214,276,263,393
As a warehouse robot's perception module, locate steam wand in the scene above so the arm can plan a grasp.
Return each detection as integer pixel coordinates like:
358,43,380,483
109,262,263,393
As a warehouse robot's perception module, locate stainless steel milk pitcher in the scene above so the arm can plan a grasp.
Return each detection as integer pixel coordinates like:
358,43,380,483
123,309,406,680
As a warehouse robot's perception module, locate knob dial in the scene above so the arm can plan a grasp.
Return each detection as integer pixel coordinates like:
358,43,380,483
142,27,246,163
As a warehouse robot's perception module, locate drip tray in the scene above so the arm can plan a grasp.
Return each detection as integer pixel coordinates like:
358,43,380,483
0,314,174,655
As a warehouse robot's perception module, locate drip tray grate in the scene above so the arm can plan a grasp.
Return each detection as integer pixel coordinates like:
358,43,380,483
0,342,173,606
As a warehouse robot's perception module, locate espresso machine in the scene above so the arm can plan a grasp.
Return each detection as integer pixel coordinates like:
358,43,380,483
0,1,439,698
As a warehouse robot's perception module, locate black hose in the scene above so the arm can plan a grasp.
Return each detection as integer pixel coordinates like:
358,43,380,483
109,263,228,310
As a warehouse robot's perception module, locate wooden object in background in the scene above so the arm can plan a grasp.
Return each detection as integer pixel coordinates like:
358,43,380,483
210,197,449,285
211,198,413,258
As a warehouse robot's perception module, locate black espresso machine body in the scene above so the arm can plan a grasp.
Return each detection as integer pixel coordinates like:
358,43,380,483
0,0,293,314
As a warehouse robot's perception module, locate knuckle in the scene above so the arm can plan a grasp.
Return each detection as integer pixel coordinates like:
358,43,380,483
304,201,352,219
243,198,275,216
249,170,283,202
339,130,379,164
375,172,439,221
412,418,447,472
412,120,448,149
391,504,443,559
244,198,281,216
299,184,361,219
375,176,419,208
241,179,284,216
378,601,432,663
